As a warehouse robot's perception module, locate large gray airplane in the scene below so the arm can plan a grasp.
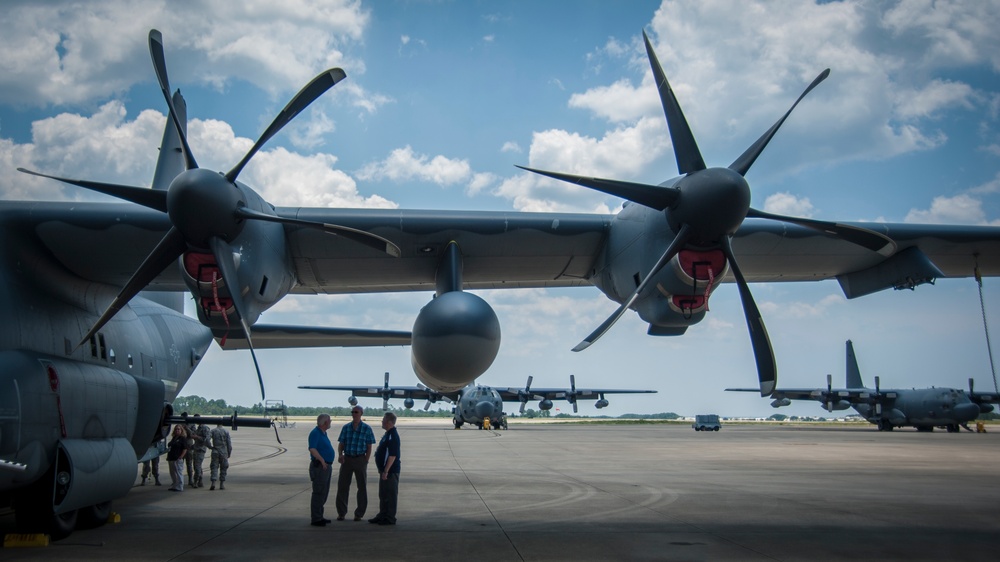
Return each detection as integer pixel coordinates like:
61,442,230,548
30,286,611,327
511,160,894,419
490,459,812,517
4,28,1000,539
300,373,657,429
728,340,1000,432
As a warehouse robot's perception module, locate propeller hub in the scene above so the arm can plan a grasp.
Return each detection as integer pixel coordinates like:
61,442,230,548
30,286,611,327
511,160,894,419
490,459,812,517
671,167,750,244
167,168,247,247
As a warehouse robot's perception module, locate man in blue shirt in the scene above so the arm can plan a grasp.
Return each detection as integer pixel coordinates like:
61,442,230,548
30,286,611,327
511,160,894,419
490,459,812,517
369,412,401,526
308,413,336,526
336,406,376,521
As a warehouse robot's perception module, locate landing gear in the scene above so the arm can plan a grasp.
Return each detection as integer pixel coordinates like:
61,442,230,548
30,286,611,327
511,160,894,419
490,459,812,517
945,424,960,433
13,491,78,541
77,500,113,529
876,420,893,431
453,419,463,429
916,426,934,432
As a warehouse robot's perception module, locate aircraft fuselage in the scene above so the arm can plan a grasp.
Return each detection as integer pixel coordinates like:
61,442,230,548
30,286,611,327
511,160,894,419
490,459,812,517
854,387,982,431
0,219,212,523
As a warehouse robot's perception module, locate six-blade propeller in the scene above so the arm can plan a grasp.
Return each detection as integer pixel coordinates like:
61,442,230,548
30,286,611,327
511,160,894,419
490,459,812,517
18,30,400,400
520,30,897,396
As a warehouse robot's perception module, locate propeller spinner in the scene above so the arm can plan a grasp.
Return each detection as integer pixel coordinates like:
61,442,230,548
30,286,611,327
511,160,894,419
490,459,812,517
18,30,401,399
519,30,896,396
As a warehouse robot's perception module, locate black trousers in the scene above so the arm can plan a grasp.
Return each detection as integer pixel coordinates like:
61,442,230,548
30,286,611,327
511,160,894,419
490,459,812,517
310,460,332,523
377,473,399,522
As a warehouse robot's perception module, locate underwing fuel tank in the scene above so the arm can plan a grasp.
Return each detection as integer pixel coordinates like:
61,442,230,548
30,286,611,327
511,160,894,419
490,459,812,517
411,291,501,393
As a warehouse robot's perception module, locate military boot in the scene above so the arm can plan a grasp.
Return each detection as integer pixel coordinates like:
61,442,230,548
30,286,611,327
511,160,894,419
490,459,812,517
219,482,225,490
140,476,146,486
210,482,216,491
154,476,162,486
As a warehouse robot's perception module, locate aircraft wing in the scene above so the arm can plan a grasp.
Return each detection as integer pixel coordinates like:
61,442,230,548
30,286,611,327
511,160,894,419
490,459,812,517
281,210,1000,294
10,202,1000,294
216,325,411,350
726,387,894,404
297,384,459,402
496,387,657,401
969,390,1000,404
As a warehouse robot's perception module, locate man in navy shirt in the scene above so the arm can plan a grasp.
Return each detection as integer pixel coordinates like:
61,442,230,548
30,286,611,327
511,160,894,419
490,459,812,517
336,406,376,521
369,412,401,525
308,413,336,526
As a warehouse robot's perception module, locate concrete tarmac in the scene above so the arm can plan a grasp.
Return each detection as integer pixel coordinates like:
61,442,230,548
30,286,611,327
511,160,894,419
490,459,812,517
2,419,999,561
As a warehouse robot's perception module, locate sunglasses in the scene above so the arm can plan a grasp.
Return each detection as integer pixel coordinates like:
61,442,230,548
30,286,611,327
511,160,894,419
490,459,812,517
352,411,362,415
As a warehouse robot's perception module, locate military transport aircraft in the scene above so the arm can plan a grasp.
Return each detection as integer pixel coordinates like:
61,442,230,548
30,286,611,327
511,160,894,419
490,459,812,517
300,373,656,429
727,340,1000,432
3,28,1000,539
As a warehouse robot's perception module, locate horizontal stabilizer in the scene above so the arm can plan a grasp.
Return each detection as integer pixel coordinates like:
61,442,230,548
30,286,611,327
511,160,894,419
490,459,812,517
216,325,411,350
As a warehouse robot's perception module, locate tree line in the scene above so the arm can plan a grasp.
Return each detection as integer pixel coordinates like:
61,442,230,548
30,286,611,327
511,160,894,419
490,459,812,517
172,395,680,420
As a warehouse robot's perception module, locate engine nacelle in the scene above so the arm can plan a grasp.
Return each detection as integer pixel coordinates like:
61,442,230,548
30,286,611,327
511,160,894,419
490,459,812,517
595,399,609,409
411,291,501,393
823,400,852,412
403,397,415,409
348,395,358,406
635,248,729,332
538,399,553,411
979,402,995,414
771,398,792,408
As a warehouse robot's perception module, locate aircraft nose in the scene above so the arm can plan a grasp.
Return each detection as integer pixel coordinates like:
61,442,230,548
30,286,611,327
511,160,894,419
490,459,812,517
953,403,981,422
475,401,496,419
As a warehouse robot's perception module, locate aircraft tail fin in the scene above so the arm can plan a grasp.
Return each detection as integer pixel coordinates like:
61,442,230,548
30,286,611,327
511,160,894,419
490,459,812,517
151,90,187,191
845,339,865,388
142,90,188,313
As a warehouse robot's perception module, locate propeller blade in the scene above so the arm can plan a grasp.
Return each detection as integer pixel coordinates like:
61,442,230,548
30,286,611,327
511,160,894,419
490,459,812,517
525,375,533,393
148,30,198,170
572,401,578,414
226,68,347,183
233,206,401,257
209,237,265,400
519,401,526,414
969,377,974,394
383,399,389,411
573,224,691,351
424,399,432,411
17,168,168,212
720,236,776,396
78,227,187,347
728,69,830,177
642,30,705,175
515,166,680,211
384,371,390,389
747,208,895,256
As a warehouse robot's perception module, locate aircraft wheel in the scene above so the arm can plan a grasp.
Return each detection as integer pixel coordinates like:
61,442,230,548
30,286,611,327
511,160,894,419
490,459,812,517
77,500,113,529
946,424,959,433
15,502,77,541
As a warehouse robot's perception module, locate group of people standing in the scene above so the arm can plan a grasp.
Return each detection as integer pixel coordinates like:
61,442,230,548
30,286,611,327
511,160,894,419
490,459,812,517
141,415,233,492
308,407,401,527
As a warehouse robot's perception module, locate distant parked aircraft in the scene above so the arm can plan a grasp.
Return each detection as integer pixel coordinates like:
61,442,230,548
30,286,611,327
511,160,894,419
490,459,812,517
300,373,656,429
727,340,1000,432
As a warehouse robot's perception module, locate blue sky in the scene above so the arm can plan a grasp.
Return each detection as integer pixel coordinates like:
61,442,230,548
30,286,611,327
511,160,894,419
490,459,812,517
3,0,1000,418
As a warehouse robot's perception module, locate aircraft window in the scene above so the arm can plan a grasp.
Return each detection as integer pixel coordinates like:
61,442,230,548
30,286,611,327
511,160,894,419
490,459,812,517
109,348,116,365
89,336,98,358
259,276,268,296
99,334,107,360
127,354,134,369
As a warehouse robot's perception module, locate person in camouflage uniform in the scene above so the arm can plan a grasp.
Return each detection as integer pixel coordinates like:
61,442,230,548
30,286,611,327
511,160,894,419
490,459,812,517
185,420,197,486
190,415,212,488
209,423,232,490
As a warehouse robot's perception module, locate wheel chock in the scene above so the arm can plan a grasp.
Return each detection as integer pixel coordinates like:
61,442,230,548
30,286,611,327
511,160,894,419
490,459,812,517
4,533,50,547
